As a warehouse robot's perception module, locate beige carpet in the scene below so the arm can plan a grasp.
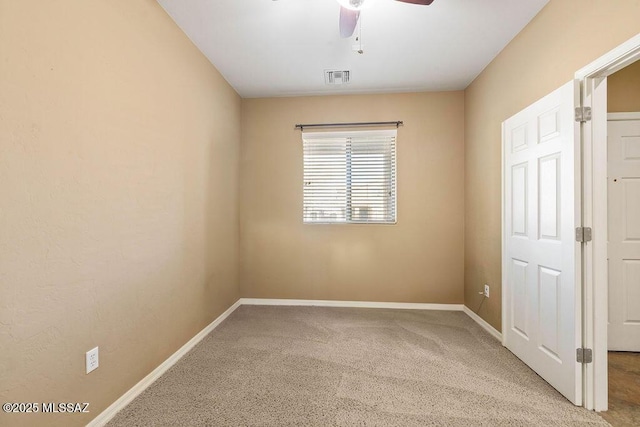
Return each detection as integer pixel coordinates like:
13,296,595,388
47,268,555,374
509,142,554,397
108,306,609,426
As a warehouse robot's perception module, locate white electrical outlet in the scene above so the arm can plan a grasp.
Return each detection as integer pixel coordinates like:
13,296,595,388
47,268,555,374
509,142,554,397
484,284,490,298
86,347,99,374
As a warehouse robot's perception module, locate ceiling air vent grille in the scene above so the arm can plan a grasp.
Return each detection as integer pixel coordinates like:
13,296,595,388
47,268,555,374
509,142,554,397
325,70,350,85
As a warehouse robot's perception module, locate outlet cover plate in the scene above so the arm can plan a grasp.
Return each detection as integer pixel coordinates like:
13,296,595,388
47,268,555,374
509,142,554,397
86,347,99,374
484,284,490,298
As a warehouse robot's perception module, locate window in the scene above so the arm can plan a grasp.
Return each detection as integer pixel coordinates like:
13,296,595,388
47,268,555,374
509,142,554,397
303,130,396,224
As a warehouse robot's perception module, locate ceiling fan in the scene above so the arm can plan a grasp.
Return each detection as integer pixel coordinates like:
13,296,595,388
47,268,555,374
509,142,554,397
337,0,435,38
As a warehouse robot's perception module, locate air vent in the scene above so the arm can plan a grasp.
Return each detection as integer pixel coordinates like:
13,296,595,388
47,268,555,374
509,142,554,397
324,70,350,85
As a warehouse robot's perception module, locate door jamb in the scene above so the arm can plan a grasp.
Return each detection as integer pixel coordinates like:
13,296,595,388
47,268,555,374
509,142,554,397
501,122,507,347
575,32,640,412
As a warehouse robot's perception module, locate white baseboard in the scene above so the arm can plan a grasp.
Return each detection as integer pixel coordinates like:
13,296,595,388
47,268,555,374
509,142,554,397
87,299,242,427
239,298,464,311
463,305,502,342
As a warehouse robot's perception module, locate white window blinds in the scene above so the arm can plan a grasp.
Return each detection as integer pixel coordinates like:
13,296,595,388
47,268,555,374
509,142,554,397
303,130,397,224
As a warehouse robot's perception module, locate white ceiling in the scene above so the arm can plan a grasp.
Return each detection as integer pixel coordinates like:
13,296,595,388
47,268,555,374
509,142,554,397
157,0,549,98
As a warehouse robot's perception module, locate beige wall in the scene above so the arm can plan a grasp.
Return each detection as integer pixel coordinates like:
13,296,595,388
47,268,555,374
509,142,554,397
464,0,640,330
3,0,637,422
0,1,241,426
240,92,465,304
608,59,640,112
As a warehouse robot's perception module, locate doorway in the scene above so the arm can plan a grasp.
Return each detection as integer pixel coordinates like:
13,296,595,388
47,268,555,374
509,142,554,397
576,32,640,416
499,33,640,417
599,61,640,426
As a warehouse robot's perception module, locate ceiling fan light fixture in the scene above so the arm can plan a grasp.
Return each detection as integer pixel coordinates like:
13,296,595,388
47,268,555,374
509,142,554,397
336,0,365,11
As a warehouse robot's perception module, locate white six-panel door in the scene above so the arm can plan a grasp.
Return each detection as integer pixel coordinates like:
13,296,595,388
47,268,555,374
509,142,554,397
503,81,581,404
608,117,640,352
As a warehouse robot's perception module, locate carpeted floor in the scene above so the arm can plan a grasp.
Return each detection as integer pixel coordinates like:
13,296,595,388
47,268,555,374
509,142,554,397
108,306,609,426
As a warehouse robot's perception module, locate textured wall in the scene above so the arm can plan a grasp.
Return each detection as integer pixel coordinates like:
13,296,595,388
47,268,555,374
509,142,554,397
464,0,640,331
0,1,241,426
608,59,640,112
240,92,465,304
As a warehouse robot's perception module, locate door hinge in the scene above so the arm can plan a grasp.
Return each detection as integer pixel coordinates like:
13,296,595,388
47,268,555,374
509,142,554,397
575,227,592,243
577,348,593,364
575,106,592,122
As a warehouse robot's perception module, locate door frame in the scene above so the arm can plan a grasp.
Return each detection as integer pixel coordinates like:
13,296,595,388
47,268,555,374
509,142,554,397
575,32,640,412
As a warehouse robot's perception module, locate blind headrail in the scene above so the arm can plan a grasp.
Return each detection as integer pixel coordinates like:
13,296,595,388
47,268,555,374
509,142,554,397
295,121,403,131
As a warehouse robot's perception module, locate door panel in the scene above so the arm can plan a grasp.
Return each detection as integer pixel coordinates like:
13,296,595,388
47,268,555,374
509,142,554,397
504,81,581,404
512,163,528,236
539,154,561,239
539,266,561,358
623,179,640,239
624,261,640,322
512,259,529,337
608,118,640,351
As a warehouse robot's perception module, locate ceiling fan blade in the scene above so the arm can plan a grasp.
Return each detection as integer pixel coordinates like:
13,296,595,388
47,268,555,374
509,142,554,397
339,6,360,38
395,0,435,5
